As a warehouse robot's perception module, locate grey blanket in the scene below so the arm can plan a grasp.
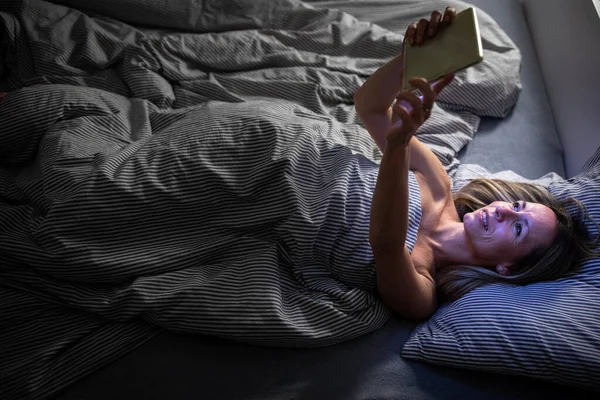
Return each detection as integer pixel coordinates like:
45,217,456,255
0,0,521,398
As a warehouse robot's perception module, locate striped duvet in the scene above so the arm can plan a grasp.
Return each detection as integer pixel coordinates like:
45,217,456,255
0,0,522,398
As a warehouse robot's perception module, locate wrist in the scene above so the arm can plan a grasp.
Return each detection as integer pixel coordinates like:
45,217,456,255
385,134,414,151
383,137,411,162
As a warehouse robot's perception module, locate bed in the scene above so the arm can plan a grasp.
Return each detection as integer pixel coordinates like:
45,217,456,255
1,0,599,399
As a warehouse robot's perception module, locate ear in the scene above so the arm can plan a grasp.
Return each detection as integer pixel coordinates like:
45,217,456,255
496,264,512,276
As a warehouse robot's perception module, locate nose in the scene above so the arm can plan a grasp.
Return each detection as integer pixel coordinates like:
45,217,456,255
494,205,518,222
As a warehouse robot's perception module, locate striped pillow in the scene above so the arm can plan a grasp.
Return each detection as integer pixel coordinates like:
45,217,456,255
402,146,600,391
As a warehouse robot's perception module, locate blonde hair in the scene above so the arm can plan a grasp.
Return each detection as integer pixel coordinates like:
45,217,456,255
437,178,599,303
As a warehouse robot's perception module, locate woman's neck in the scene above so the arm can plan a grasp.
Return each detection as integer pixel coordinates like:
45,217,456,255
429,221,480,267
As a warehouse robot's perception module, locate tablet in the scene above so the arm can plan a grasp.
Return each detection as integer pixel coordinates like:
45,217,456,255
402,7,484,90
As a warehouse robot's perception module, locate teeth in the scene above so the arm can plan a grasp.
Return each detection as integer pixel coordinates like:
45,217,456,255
483,212,488,230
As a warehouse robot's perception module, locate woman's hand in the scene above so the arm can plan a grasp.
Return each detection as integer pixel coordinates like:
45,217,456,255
386,6,458,146
386,74,454,147
354,7,457,152
404,7,456,46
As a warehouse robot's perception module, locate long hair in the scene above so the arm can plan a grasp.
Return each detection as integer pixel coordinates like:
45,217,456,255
437,178,599,303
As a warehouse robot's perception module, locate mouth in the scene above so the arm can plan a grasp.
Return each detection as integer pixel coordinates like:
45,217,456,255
481,210,489,231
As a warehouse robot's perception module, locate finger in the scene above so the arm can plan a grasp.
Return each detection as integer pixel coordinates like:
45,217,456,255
405,22,418,45
408,77,436,110
416,18,429,44
431,72,456,95
395,91,424,124
428,10,442,37
392,102,415,132
0,92,7,100
443,6,456,24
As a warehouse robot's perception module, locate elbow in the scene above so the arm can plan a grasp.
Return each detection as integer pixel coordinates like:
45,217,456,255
388,300,436,322
353,88,371,116
406,304,436,321
378,281,438,321
353,91,364,116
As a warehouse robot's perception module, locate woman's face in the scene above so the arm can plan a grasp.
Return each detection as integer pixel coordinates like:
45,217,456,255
463,200,558,270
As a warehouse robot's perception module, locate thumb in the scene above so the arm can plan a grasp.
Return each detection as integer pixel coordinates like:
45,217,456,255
432,73,455,95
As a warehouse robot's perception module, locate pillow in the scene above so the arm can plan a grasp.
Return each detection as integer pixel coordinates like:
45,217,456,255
402,146,600,392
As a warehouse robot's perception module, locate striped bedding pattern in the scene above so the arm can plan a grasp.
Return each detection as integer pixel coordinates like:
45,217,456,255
403,150,600,392
0,0,521,399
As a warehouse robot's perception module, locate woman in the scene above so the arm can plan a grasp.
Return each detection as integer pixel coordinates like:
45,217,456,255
356,7,598,319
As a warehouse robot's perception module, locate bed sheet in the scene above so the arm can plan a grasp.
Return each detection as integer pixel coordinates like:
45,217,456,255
58,1,587,400
0,0,576,399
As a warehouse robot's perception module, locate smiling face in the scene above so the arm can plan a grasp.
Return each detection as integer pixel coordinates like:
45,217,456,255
462,200,558,271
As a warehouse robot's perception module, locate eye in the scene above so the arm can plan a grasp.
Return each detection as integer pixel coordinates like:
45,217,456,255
515,222,522,237
512,201,520,211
